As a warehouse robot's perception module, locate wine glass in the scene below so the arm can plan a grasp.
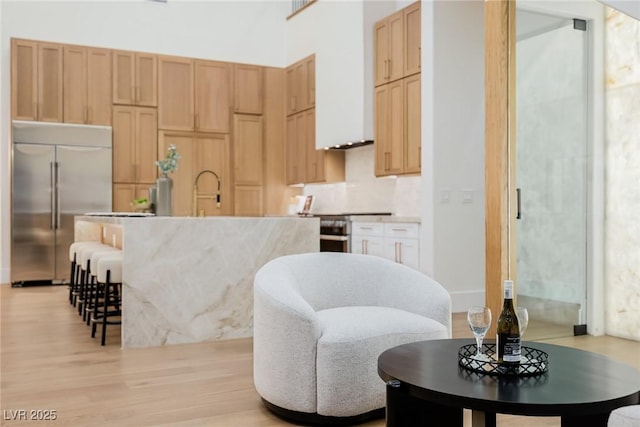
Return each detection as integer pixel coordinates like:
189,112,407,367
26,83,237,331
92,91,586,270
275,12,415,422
516,306,529,340
467,306,492,361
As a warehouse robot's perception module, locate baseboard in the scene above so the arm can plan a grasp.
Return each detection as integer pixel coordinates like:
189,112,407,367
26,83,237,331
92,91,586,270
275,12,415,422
450,290,485,313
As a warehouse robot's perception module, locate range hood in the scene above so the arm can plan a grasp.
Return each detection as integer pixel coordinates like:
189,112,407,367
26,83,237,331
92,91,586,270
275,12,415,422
286,1,396,150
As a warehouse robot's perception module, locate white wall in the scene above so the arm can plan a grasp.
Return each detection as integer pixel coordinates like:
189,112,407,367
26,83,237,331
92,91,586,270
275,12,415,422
0,0,289,283
285,0,396,148
422,0,486,312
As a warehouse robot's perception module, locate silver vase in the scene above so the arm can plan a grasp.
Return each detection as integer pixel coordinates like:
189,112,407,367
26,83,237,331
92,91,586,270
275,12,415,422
155,173,173,216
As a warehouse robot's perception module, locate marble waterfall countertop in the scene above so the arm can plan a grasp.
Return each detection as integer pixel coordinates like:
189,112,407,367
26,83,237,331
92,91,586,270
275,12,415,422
74,216,319,348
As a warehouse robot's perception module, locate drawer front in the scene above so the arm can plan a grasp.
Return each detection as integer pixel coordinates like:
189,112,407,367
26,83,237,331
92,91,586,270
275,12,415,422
383,238,420,270
384,222,420,239
352,221,384,237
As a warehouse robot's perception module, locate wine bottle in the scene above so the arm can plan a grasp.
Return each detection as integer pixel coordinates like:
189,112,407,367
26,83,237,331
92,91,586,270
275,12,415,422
496,280,521,366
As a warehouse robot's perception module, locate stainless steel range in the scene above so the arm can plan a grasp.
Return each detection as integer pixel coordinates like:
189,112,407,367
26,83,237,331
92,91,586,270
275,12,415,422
318,213,391,253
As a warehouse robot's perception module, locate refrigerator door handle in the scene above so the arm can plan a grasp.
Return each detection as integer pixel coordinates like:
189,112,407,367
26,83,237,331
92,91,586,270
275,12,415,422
55,162,61,230
50,161,56,230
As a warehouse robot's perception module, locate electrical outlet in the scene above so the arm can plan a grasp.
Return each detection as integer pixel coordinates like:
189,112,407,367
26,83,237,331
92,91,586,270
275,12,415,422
462,189,473,203
440,190,450,203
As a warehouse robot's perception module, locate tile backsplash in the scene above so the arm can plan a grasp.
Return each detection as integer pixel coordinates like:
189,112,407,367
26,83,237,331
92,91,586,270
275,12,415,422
303,145,421,216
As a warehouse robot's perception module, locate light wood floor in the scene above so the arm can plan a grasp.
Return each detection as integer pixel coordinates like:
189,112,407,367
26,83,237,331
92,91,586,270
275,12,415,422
1,285,638,426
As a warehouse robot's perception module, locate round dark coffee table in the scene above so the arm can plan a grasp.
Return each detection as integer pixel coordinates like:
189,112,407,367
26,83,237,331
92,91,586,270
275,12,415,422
378,339,640,427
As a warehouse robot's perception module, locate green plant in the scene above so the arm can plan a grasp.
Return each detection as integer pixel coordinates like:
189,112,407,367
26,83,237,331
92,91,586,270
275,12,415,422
156,144,180,174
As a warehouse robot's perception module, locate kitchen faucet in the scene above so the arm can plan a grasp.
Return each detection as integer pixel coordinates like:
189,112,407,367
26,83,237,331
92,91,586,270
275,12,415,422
193,170,221,216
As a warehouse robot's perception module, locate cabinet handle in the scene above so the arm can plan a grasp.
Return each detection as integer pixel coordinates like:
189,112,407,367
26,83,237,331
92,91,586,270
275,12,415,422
135,86,140,103
398,242,403,264
394,242,399,263
391,228,408,232
361,239,366,254
359,226,373,230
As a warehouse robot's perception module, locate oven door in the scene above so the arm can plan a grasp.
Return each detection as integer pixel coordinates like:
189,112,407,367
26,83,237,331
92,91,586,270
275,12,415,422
320,234,350,253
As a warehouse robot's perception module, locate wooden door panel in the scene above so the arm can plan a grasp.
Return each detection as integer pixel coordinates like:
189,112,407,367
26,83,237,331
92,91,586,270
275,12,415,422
136,53,158,107
136,108,158,183
112,106,136,183
38,43,63,122
113,183,136,212
374,21,389,87
112,51,135,105
234,64,262,114
195,60,230,133
404,75,421,174
388,10,404,83
158,56,194,131
234,186,263,217
87,48,112,125
11,39,38,120
404,2,421,77
388,80,404,174
374,85,389,176
63,45,87,124
234,114,263,186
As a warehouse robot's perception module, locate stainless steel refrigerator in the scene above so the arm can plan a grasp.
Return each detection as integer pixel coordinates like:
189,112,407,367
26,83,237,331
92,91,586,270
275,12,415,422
11,121,112,286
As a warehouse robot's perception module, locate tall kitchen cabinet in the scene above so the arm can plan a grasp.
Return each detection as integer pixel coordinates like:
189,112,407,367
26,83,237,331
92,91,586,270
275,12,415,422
112,106,158,212
11,39,63,122
159,131,231,217
233,114,263,216
63,46,112,125
374,1,421,177
285,54,344,185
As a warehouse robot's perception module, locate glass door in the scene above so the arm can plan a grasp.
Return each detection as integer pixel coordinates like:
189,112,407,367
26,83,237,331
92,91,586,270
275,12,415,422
515,9,589,340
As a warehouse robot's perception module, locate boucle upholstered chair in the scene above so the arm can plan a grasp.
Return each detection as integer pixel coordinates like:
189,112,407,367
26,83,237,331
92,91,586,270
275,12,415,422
608,405,640,427
253,252,452,425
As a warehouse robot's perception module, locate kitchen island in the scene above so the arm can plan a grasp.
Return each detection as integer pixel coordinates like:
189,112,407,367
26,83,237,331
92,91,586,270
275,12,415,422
74,215,318,348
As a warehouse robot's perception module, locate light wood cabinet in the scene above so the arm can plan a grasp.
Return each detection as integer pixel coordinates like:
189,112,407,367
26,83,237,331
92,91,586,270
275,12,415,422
11,39,63,122
113,183,152,212
158,56,194,131
287,108,344,185
195,60,231,133
113,106,158,185
63,46,111,125
159,131,231,217
112,50,157,107
234,114,263,186
234,64,263,114
404,73,421,174
404,2,421,77
234,186,263,217
285,54,315,116
374,10,403,87
159,57,232,132
375,80,404,176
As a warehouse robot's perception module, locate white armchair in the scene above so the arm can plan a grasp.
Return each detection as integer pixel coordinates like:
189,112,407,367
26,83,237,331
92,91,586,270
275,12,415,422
253,252,452,424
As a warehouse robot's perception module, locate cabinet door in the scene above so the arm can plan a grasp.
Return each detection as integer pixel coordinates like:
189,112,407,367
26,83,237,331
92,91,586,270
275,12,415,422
234,186,263,217
294,61,307,113
112,106,136,183
234,64,263,114
404,74,421,174
158,56,194,131
384,238,419,270
136,53,157,107
286,66,297,116
158,132,195,217
195,60,231,133
113,183,136,212
112,50,135,105
136,107,158,183
306,55,315,108
387,80,405,174
304,110,324,183
11,39,38,121
388,10,404,83
404,2,421,77
38,42,63,122
63,45,87,124
195,134,231,216
374,85,389,176
234,114,263,186
374,20,389,87
286,116,300,185
87,48,112,125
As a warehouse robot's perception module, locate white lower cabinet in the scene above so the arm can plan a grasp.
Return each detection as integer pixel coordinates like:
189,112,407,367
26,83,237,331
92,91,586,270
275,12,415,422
351,220,420,270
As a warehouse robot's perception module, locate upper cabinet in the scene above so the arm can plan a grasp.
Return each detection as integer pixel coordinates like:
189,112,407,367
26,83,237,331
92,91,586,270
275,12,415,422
286,54,315,116
63,46,112,125
158,55,195,131
234,64,263,115
374,1,421,87
195,60,231,133
112,105,158,185
112,50,157,107
158,56,232,132
403,2,421,77
11,39,63,122
374,10,403,87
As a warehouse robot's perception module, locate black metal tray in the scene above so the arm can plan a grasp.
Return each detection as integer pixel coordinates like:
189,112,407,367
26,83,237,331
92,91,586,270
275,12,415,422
458,343,549,376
